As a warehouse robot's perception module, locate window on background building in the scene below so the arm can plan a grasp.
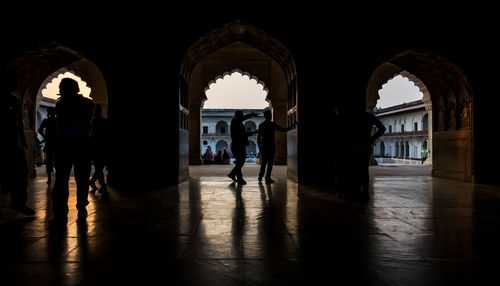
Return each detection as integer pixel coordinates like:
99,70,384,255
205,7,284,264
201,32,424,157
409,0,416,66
203,126,208,134
220,127,226,134
389,125,392,133
203,140,208,145
414,122,418,131
422,114,429,130
401,124,405,132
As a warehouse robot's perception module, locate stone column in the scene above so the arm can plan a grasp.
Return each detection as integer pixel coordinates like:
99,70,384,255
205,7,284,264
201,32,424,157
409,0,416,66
273,101,288,165
366,100,378,165
189,102,203,165
423,101,433,165
24,130,37,178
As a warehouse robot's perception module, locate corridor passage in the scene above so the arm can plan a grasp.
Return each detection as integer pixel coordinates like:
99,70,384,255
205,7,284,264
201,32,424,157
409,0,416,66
1,165,500,285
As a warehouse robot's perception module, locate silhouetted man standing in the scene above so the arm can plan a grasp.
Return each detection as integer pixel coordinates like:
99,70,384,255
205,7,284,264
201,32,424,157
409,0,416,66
228,110,258,185
51,78,94,226
38,107,57,184
89,104,109,193
335,101,385,201
257,109,296,183
356,109,385,200
0,70,35,216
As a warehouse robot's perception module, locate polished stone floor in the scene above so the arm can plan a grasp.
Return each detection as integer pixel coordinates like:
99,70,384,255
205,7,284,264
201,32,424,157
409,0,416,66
1,165,500,285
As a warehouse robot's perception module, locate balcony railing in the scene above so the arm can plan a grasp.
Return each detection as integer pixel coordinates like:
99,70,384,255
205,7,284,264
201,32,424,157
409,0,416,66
381,130,428,137
202,132,257,138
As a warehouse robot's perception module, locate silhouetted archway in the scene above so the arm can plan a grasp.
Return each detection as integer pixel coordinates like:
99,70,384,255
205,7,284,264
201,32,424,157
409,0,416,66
366,48,473,180
179,20,297,181
6,42,108,177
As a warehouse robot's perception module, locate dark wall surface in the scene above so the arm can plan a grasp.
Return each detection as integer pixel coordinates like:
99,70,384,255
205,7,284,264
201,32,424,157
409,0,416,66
2,4,498,187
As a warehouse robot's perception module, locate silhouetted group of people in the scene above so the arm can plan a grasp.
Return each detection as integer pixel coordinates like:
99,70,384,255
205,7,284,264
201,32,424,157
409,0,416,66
202,146,231,165
225,101,386,202
228,109,296,185
1,69,385,227
1,72,109,225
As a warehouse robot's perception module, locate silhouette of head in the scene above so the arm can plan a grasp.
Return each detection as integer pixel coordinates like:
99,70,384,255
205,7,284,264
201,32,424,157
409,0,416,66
94,104,102,117
47,107,56,117
235,110,243,119
264,109,272,120
58,78,79,97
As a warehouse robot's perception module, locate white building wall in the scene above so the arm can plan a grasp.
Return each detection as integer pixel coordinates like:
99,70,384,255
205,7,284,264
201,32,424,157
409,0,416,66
374,108,429,161
201,110,265,156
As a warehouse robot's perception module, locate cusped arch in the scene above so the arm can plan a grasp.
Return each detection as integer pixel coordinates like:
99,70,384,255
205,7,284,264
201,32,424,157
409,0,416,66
366,67,430,113
5,41,108,177
366,47,474,181
204,68,269,96
7,42,109,121
180,20,297,84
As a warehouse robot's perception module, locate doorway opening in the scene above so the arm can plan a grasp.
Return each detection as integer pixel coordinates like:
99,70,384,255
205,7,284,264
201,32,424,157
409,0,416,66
179,21,297,181
372,73,433,167
366,48,473,181
5,42,108,178
200,70,269,166
34,69,93,173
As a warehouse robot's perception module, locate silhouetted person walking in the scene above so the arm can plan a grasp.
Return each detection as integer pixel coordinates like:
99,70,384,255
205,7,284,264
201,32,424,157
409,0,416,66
51,78,95,226
257,109,296,183
228,110,258,185
89,104,109,193
0,70,35,216
38,106,57,184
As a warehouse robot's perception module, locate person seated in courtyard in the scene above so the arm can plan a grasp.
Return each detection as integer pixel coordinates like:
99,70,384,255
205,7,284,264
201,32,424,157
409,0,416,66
213,150,223,164
222,148,231,164
202,146,214,164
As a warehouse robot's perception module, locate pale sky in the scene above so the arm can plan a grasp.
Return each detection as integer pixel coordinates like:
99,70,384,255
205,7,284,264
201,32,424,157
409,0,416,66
203,71,269,109
376,75,423,109
42,72,92,100
204,72,421,110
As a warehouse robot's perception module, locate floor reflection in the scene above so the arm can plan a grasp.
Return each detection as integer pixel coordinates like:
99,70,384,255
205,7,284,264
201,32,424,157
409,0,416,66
2,165,500,284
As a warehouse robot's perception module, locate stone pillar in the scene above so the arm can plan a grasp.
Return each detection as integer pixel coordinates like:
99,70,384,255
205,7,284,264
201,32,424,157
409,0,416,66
24,130,37,178
423,101,433,165
366,98,378,165
189,102,203,165
273,101,288,165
